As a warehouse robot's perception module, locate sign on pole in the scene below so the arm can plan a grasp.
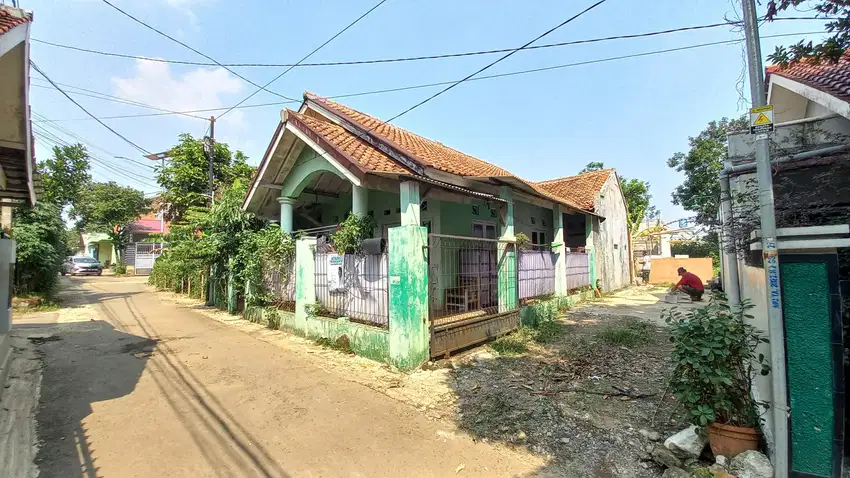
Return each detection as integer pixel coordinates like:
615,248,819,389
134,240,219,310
749,105,774,135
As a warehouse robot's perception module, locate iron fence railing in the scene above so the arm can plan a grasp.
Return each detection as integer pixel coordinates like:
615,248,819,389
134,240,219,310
428,234,517,322
314,251,389,328
566,252,591,290
261,255,296,311
517,245,556,300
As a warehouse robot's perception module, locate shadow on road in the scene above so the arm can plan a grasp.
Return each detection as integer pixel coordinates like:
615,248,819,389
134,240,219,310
97,295,290,477
30,320,155,478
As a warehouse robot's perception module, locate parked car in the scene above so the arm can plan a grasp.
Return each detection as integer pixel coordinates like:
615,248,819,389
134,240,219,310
61,256,103,276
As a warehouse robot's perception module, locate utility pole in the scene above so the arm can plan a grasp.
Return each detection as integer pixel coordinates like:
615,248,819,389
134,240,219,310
741,1,788,476
208,116,216,205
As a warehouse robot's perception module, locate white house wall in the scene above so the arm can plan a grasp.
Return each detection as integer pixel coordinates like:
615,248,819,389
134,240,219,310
592,176,631,291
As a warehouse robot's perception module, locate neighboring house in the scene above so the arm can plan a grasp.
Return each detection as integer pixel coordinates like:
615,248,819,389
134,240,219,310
81,214,169,272
534,169,631,291
242,91,632,366
244,92,632,292
721,55,850,477
0,4,38,399
81,232,115,265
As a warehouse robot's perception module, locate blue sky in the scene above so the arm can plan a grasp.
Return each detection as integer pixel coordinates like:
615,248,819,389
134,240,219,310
24,0,829,219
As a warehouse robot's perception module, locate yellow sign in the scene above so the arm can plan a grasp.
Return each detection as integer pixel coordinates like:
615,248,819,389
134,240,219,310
749,104,774,134
753,113,771,125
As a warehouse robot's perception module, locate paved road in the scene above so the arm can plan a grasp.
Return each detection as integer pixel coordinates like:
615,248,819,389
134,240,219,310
13,276,542,478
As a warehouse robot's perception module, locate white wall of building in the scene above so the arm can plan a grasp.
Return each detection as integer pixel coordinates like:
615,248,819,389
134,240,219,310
592,175,631,291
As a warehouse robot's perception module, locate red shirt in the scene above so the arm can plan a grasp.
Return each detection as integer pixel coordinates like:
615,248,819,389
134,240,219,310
675,272,704,291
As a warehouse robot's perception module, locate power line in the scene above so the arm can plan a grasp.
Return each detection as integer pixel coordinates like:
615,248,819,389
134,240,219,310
32,112,156,172
29,16,832,69
30,61,152,155
386,0,609,123
31,31,821,123
30,79,208,121
216,0,390,120
32,129,157,190
100,0,299,103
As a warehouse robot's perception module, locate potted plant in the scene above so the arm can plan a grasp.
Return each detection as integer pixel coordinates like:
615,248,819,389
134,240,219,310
515,232,532,251
663,295,770,457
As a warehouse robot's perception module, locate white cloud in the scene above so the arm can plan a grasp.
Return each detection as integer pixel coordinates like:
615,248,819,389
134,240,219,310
111,59,246,128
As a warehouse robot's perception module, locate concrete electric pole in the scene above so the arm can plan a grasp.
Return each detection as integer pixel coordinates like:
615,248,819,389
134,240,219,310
740,0,789,475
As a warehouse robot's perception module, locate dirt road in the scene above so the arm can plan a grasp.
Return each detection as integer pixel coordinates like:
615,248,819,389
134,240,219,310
13,276,544,477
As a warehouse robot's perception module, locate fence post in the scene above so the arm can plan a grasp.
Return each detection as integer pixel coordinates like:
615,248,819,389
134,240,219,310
388,225,429,371
552,204,567,296
498,186,517,312
227,257,237,314
585,214,598,291
293,236,317,334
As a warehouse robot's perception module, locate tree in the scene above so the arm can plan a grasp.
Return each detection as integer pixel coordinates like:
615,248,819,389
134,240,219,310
667,117,748,228
75,182,147,263
579,161,605,173
38,143,91,209
766,1,849,66
157,134,255,221
620,178,658,234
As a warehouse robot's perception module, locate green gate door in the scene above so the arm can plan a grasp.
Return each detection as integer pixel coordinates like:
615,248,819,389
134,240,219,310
780,253,843,478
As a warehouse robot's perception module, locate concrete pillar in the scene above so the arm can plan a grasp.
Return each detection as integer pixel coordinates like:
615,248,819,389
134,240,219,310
388,225,429,370
551,204,567,296
278,197,296,233
399,181,421,226
0,240,15,334
498,186,517,312
293,236,317,333
227,257,237,314
352,184,368,217
585,215,597,290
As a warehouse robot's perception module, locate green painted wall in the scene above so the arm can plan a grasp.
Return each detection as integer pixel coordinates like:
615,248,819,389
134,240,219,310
280,147,345,198
781,260,836,478
513,200,554,244
244,306,389,362
439,198,498,236
388,225,429,370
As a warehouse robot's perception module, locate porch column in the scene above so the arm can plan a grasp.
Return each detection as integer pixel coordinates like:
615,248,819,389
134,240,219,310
388,224,429,370
352,184,368,217
278,197,296,233
498,186,518,312
399,181,421,226
586,215,597,291
552,204,567,296
293,236,317,334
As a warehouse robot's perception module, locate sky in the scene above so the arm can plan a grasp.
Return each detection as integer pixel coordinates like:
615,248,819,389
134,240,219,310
20,0,831,220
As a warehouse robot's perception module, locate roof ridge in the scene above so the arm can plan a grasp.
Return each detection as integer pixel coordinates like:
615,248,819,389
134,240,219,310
536,168,613,185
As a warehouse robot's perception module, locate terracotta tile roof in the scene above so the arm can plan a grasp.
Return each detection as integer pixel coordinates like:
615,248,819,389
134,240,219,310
288,110,412,174
767,52,850,103
0,6,31,37
304,92,513,178
534,169,613,211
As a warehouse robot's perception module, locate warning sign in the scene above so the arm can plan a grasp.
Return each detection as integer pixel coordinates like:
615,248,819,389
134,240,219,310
750,105,774,135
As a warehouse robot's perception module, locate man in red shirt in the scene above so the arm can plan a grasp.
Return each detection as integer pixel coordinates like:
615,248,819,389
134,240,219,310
671,267,705,301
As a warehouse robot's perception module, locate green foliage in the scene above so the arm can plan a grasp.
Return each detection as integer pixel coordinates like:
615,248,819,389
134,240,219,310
114,262,127,275
156,134,255,221
491,329,532,355
315,335,354,354
74,181,147,263
621,177,658,234
514,232,531,251
39,143,91,209
331,213,377,254
663,296,770,428
64,228,83,256
12,203,66,294
596,320,651,347
766,1,848,66
235,223,296,306
579,161,606,173
668,117,748,228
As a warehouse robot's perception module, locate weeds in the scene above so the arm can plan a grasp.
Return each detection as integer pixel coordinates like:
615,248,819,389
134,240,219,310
596,320,651,347
266,310,282,330
315,335,353,354
491,328,535,355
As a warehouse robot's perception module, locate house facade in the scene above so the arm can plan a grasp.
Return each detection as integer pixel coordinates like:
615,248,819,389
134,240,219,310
721,55,850,477
243,92,632,368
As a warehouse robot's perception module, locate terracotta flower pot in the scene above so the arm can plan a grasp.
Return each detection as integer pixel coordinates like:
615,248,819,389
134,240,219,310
707,422,760,457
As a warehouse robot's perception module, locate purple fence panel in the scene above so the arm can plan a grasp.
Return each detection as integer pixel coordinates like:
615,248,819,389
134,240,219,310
565,252,590,290
517,248,556,300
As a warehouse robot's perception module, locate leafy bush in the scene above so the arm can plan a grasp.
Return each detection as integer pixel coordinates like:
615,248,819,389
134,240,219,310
12,203,67,295
114,262,127,275
491,329,533,355
331,213,376,254
663,296,769,428
515,232,531,251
